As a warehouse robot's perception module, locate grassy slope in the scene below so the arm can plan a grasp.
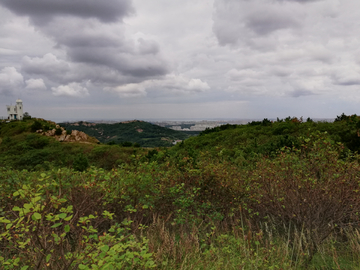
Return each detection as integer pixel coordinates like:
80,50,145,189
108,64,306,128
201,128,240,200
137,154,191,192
59,120,191,147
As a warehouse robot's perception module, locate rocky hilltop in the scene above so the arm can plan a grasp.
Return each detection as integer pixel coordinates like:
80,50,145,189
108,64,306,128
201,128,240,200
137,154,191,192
36,124,99,144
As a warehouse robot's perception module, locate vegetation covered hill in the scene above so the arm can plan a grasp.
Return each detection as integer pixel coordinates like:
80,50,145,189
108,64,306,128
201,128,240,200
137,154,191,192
171,115,360,164
3,114,360,269
59,120,191,147
0,118,148,171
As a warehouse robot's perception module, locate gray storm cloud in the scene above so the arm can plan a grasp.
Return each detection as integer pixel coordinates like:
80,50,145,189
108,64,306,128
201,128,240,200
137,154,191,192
245,10,299,35
1,0,170,93
0,0,134,24
61,27,169,78
213,0,303,46
278,0,322,2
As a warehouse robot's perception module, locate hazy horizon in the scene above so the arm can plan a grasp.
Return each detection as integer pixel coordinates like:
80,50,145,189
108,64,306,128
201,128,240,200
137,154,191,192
53,117,335,124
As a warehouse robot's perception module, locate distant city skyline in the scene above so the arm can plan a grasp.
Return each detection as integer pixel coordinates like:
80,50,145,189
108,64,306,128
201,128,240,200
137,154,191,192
1,0,360,121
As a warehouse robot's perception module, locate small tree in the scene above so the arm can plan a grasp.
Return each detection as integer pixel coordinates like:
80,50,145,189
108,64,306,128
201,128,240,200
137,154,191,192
261,118,272,126
107,140,116,145
121,141,133,147
334,113,349,122
23,112,31,120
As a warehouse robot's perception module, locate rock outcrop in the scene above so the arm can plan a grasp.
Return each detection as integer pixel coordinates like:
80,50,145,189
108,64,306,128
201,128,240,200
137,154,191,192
61,130,89,142
37,126,98,143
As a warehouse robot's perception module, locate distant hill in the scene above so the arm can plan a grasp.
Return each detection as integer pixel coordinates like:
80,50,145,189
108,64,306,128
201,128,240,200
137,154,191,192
58,120,192,147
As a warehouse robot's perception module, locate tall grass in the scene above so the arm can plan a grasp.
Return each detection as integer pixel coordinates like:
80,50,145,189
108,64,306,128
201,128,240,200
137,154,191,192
144,218,360,269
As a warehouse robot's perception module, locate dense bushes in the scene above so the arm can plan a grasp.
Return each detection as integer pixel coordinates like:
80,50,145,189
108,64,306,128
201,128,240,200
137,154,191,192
3,132,360,268
175,115,360,164
30,120,42,132
73,153,89,171
0,172,156,269
4,115,360,268
246,133,360,263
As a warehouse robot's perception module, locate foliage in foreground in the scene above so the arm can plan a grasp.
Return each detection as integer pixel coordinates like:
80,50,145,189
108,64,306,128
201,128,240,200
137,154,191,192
0,178,155,269
2,132,360,268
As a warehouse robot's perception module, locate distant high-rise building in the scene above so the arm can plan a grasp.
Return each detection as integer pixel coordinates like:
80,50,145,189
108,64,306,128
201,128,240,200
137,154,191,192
7,99,24,120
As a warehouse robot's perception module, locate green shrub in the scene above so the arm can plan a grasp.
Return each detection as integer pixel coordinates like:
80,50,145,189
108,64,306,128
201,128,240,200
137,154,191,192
247,133,360,264
55,128,62,136
146,149,158,161
0,181,156,269
26,134,50,149
73,153,89,172
16,149,51,170
2,136,11,144
30,121,42,132
121,141,133,147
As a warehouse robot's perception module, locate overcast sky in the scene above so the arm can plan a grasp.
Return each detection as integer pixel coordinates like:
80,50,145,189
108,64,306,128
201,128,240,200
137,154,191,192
0,0,360,121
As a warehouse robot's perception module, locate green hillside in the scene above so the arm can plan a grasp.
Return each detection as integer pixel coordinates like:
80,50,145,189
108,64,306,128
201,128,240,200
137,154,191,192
59,120,191,147
3,114,360,269
171,115,360,164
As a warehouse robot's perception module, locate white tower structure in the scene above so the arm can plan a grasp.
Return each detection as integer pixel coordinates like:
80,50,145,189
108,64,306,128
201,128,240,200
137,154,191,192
6,99,24,120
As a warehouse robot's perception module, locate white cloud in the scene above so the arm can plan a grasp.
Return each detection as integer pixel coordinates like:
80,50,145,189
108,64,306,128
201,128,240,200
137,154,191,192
52,82,89,97
0,66,24,94
226,69,263,82
25,78,46,90
22,53,70,75
158,74,210,93
104,83,147,97
331,65,360,86
105,74,210,97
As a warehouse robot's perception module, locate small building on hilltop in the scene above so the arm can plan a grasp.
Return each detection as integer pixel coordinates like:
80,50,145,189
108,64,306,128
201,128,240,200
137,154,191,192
6,99,24,120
